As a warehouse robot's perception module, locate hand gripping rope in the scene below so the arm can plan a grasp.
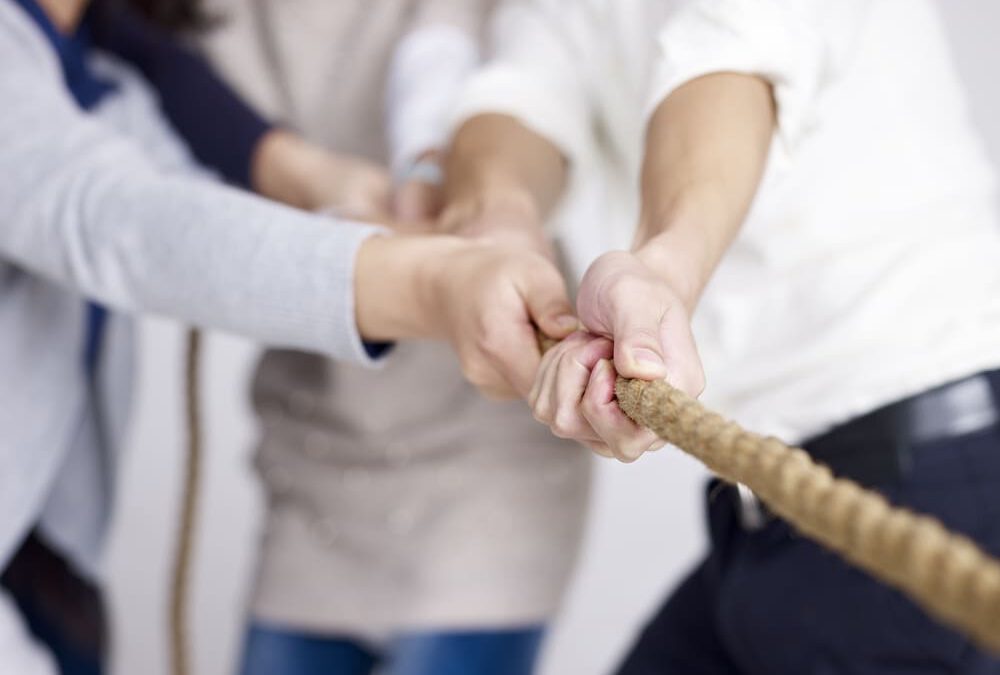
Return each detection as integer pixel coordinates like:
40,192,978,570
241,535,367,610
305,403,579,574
615,376,1000,652
169,332,1000,675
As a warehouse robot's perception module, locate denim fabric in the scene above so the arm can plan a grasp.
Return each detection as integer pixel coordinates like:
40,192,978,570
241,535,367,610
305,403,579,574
239,623,546,675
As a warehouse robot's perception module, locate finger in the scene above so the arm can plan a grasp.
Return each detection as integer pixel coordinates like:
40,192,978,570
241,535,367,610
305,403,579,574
530,340,564,423
484,316,543,399
531,331,595,420
660,307,706,398
522,262,577,339
586,440,615,458
549,337,613,441
581,359,662,462
610,294,670,381
460,347,519,401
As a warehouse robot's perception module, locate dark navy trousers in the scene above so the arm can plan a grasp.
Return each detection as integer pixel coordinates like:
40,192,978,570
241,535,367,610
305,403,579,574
618,425,1000,674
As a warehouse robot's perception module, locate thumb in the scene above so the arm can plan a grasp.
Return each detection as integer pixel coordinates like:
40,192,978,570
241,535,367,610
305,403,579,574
610,297,669,381
522,263,577,340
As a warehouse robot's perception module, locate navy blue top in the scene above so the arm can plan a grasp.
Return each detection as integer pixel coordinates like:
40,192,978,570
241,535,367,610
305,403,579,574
91,4,272,189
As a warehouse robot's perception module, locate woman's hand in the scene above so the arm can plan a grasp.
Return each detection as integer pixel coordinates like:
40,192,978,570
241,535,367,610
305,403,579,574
529,331,664,461
252,129,391,220
354,236,577,400
577,251,704,393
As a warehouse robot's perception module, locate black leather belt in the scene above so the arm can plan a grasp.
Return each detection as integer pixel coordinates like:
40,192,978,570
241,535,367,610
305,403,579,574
735,370,1000,530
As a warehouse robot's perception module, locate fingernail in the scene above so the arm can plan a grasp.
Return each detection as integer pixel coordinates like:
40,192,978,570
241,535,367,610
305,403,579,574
632,348,665,368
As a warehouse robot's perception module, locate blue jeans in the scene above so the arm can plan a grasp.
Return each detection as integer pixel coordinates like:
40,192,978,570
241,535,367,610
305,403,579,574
617,421,1000,674
239,623,546,675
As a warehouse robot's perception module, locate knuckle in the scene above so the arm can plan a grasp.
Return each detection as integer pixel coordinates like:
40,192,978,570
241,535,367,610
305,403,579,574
618,445,644,463
551,409,581,439
476,327,507,360
459,356,493,390
532,406,552,426
611,434,648,463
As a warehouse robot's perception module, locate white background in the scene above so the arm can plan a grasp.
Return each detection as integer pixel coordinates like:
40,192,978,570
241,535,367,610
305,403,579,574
107,3,1000,674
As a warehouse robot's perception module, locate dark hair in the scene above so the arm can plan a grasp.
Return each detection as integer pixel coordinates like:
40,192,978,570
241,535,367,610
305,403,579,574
123,0,212,31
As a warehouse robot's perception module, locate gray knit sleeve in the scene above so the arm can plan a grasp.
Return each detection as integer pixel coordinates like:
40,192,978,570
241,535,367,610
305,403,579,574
0,3,383,364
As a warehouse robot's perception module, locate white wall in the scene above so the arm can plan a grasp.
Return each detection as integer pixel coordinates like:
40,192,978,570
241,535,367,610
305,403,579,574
107,3,1000,674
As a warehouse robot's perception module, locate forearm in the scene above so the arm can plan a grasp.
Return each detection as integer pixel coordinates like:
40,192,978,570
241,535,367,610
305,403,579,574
354,235,456,341
251,129,322,210
444,113,568,226
636,73,775,308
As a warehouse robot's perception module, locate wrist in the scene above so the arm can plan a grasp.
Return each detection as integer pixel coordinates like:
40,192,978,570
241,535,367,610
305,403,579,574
252,129,321,209
633,191,741,311
632,230,708,313
446,166,542,221
355,234,467,341
441,178,545,240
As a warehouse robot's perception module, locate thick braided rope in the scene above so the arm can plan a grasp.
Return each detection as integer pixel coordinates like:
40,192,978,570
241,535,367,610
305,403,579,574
615,377,1000,653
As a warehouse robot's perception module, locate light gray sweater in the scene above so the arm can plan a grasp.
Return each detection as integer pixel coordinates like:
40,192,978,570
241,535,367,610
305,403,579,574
0,1,381,576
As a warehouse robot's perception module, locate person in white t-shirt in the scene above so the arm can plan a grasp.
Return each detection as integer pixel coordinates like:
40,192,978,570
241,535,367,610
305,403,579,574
443,0,1000,671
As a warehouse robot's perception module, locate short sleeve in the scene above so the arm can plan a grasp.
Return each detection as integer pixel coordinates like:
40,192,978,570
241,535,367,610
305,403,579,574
450,0,592,167
646,0,872,154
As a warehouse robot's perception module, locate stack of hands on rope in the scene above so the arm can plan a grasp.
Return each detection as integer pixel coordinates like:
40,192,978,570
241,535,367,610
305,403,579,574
3,0,1000,674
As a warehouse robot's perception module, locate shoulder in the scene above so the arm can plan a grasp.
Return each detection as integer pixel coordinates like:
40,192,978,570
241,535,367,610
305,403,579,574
0,2,62,79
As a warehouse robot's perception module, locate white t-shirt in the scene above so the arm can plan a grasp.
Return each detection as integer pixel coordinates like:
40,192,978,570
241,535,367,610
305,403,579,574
455,0,1000,442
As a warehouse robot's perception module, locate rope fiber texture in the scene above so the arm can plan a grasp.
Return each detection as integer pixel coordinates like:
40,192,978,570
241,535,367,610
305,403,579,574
170,331,1000,671
615,376,1000,653
171,329,203,675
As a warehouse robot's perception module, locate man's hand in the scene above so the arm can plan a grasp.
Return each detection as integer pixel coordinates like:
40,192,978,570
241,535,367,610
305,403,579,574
253,129,391,220
577,251,704,393
529,331,664,461
354,236,577,400
438,188,554,259
529,251,704,462
440,114,568,256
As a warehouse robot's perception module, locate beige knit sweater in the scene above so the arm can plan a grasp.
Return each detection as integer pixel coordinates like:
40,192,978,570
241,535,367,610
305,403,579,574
200,0,592,637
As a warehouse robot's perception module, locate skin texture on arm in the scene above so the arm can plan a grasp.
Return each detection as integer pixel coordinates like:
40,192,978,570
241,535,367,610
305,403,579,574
633,72,776,307
354,234,576,399
442,113,568,254
531,72,776,461
251,128,391,219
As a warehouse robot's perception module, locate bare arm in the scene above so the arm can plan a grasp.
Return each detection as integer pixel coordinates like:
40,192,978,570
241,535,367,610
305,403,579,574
634,72,776,309
534,72,776,462
442,113,568,250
